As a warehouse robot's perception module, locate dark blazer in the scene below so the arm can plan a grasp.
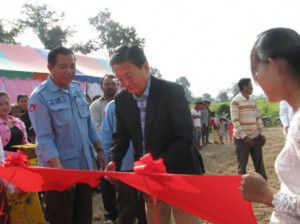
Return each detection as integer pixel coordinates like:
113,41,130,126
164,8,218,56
111,76,203,174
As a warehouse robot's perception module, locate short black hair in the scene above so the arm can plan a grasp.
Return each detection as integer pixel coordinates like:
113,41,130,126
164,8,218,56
110,45,147,68
17,94,28,102
100,74,116,86
238,78,251,91
48,47,75,66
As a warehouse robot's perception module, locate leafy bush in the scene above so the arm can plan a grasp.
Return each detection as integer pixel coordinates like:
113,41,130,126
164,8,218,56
216,104,230,118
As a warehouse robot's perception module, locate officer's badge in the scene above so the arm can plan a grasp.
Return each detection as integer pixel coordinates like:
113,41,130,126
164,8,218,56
29,104,37,112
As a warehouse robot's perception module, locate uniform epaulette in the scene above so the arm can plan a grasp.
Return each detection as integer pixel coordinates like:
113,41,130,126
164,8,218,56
30,80,47,96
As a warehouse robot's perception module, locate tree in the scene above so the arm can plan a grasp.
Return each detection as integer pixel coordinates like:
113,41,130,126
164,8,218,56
0,20,21,44
89,8,145,56
149,66,162,79
71,40,99,55
231,83,240,98
175,76,193,102
202,93,214,102
193,96,203,103
217,90,229,102
216,104,230,118
19,3,74,50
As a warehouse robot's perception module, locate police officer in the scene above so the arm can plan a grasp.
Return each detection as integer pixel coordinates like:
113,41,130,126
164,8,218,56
29,47,105,224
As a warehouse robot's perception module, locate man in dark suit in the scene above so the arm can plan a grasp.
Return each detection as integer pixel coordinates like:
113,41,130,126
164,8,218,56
106,45,202,224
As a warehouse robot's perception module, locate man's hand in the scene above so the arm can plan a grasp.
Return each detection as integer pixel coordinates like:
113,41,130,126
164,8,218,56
47,157,63,168
105,161,117,184
106,161,116,171
97,151,106,171
243,136,254,148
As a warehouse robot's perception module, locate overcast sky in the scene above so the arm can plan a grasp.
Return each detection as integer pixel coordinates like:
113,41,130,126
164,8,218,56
1,0,300,98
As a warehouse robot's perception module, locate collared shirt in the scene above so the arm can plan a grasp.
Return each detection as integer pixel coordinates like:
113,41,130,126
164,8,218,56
191,108,202,128
29,76,99,170
230,93,264,139
133,75,151,151
280,100,294,128
89,96,110,132
99,100,134,171
201,109,209,126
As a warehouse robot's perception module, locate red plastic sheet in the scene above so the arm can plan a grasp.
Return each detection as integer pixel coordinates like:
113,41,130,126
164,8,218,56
0,153,257,224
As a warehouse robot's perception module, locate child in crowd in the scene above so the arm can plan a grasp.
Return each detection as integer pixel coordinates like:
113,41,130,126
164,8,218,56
218,118,225,144
228,121,233,144
210,112,219,144
223,118,229,143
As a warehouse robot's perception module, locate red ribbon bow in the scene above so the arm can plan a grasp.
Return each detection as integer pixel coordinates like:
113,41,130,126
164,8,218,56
3,150,30,168
134,153,166,175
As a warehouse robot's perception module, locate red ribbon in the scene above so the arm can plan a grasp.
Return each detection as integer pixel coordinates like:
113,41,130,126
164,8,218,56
134,153,166,175
0,153,257,224
3,150,30,168
134,154,165,224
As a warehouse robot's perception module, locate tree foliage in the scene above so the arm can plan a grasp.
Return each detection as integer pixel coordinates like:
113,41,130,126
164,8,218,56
89,8,145,56
19,3,74,50
175,76,193,102
231,82,240,98
216,104,230,118
71,40,99,55
217,90,229,102
0,20,21,44
202,93,214,102
193,96,203,103
149,66,162,79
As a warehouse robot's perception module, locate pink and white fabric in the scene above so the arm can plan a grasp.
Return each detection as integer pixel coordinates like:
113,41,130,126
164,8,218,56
0,115,28,147
0,77,87,104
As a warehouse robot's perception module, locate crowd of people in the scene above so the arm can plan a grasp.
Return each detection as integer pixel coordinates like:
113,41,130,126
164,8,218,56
191,101,233,148
0,27,300,224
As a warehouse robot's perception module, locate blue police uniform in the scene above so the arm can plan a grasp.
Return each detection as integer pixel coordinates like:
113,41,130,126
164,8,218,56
29,76,98,170
100,100,134,171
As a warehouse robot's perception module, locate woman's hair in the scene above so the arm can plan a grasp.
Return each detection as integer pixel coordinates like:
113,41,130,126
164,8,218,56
251,28,300,79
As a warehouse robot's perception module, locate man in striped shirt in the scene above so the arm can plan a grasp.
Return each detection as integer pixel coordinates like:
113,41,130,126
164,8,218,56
230,78,267,180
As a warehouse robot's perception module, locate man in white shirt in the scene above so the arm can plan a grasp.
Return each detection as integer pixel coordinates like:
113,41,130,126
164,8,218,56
89,74,118,132
191,102,203,149
279,100,294,136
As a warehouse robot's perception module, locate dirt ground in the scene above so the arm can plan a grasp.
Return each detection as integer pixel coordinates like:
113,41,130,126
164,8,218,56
92,127,284,224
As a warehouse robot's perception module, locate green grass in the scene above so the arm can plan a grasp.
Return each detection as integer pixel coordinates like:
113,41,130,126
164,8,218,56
209,98,280,126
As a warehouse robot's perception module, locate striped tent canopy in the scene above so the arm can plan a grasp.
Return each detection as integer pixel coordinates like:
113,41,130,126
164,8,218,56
0,43,112,83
